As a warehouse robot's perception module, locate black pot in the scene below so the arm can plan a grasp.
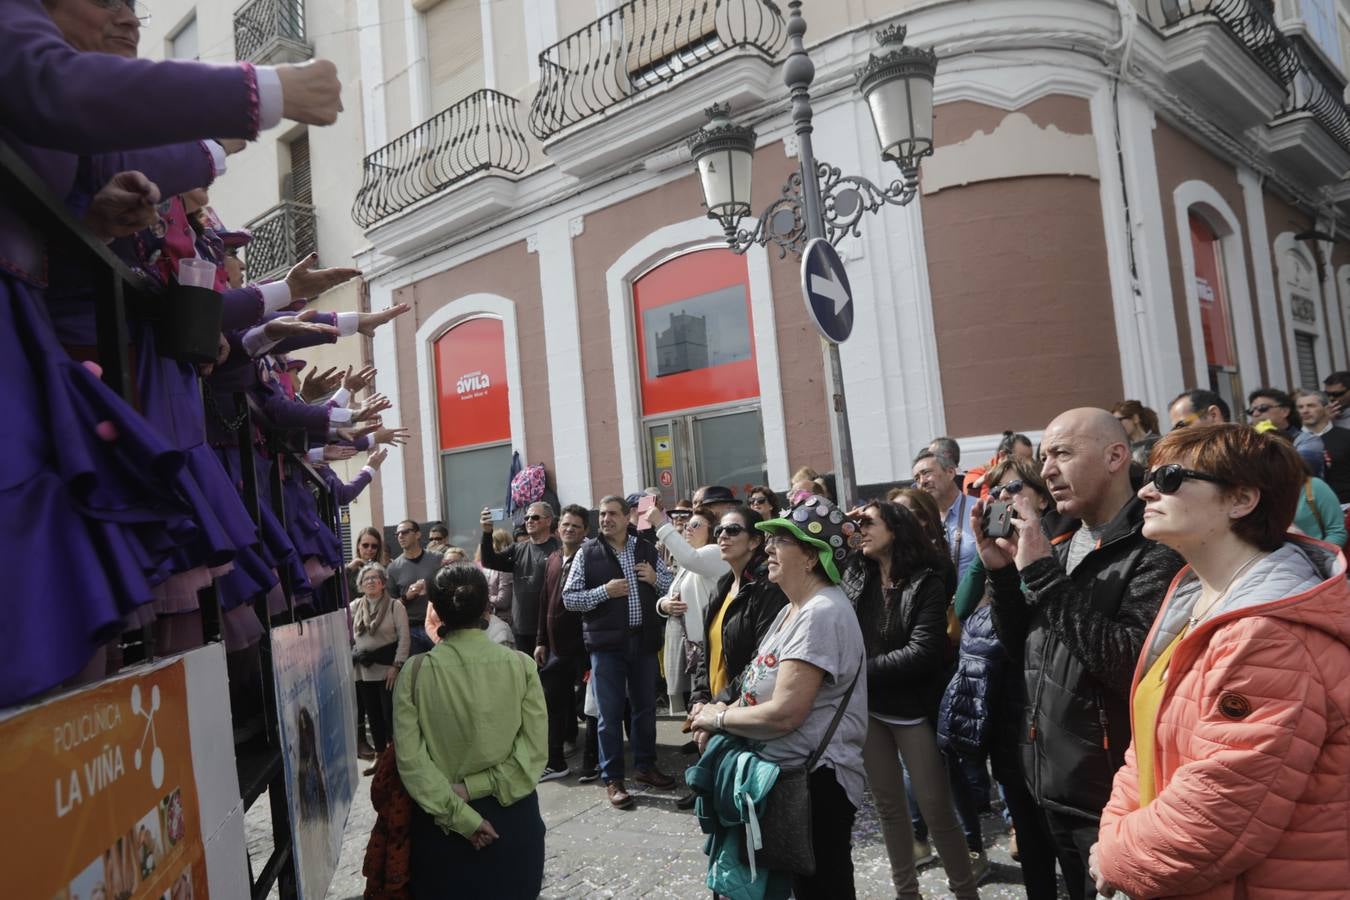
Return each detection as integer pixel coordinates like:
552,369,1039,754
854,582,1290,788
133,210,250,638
154,284,223,364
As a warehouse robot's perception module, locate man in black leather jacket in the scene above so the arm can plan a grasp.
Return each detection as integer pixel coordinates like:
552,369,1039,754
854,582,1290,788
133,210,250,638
973,408,1183,900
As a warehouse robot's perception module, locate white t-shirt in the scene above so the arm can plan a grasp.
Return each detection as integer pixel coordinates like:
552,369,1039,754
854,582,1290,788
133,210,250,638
735,585,869,808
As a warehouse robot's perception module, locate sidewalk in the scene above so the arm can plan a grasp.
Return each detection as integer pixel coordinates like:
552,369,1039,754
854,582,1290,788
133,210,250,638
265,718,1057,898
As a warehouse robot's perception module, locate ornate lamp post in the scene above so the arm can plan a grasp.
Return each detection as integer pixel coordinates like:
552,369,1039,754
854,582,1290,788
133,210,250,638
688,1,938,507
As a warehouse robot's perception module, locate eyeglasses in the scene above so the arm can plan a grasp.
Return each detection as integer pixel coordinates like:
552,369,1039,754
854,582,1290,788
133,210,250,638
523,514,547,522
395,529,416,537
713,523,748,539
765,534,804,549
1145,464,1230,494
748,496,771,506
1246,403,1278,417
359,575,385,585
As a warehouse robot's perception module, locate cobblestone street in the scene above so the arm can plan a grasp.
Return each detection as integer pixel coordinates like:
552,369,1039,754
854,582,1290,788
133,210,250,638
250,719,1059,899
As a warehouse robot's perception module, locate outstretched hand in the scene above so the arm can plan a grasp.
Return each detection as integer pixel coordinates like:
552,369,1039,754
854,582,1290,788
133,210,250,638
345,365,378,393
357,303,411,337
84,171,161,241
285,253,362,301
262,310,340,343
300,365,343,401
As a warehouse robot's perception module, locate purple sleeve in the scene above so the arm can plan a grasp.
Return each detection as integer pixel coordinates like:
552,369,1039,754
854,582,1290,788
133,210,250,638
84,143,215,199
255,385,333,436
220,286,265,331
331,469,373,506
0,0,259,151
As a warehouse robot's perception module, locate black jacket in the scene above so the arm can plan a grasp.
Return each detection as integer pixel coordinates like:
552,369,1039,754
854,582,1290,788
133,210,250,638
937,604,1005,757
989,495,1183,823
856,567,953,721
1319,425,1350,503
480,532,559,638
690,556,787,705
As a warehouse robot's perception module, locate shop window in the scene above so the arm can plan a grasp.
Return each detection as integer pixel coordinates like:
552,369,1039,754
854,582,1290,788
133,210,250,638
1189,211,1242,413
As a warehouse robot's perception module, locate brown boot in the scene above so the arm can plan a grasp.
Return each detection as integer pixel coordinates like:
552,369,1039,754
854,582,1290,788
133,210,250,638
606,780,635,810
633,767,677,790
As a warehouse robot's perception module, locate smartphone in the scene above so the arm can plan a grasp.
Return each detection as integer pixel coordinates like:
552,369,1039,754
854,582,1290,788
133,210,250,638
487,507,506,521
636,494,656,530
983,501,1014,539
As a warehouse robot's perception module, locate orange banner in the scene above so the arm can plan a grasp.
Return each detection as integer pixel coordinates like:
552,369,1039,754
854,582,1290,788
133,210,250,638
0,660,206,900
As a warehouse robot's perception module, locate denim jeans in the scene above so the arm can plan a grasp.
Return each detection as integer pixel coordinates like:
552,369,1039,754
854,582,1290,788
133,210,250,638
408,623,434,655
590,632,658,783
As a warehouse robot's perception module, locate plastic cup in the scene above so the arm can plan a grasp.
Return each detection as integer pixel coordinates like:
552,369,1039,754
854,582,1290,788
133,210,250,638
177,257,217,289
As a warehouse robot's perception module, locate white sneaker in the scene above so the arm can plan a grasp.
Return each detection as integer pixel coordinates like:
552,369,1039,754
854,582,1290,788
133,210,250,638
969,849,991,883
912,838,935,867
539,766,570,783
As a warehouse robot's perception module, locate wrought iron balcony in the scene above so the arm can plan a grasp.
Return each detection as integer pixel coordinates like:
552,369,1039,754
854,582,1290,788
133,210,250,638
234,0,311,64
1275,42,1350,149
528,0,787,141
1139,0,1298,83
243,200,317,282
350,90,530,229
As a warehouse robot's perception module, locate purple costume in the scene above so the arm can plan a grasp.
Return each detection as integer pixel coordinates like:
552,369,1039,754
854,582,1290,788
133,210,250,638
0,0,261,706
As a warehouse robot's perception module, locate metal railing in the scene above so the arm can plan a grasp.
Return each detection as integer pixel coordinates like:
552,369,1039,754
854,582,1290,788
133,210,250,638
351,89,530,228
1275,42,1350,150
243,200,317,282
1139,0,1299,83
234,0,308,62
528,0,787,140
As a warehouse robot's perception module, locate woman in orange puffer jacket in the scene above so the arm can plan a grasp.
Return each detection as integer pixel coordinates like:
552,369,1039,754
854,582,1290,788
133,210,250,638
1090,424,1350,899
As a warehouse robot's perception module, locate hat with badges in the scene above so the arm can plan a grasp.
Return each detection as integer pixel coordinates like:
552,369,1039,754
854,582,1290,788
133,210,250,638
754,494,857,584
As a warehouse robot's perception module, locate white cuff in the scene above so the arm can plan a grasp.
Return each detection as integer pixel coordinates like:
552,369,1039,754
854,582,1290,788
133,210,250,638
306,447,325,463
336,312,360,337
361,465,376,479
256,66,284,131
330,387,351,408
330,407,354,425
242,326,280,358
259,280,293,312
205,140,227,176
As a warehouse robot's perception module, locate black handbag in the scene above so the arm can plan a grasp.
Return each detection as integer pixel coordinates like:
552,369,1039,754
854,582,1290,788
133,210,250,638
353,641,399,668
739,655,863,877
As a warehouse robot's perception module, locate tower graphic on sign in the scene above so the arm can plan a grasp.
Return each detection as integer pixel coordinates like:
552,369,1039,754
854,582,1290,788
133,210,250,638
131,683,165,789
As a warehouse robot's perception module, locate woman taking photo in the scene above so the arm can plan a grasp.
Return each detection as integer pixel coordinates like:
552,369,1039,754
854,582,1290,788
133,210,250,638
692,496,869,899
394,563,547,899
351,563,409,772
854,501,979,900
649,502,730,716
1089,425,1350,898
690,506,787,710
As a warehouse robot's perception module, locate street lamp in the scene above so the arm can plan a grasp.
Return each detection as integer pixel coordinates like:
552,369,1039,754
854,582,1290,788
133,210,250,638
687,2,938,507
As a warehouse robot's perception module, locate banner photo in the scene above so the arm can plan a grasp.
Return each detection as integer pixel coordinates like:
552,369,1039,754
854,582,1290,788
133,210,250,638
271,611,359,900
0,660,207,900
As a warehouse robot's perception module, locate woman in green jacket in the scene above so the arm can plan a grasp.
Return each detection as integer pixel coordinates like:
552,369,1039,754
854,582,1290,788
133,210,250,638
394,562,547,898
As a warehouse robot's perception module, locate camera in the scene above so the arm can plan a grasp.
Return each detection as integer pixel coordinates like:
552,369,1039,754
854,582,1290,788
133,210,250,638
982,501,1016,539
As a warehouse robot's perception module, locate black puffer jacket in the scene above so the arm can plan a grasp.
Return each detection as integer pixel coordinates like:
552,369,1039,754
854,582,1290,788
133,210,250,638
855,566,952,721
936,604,1005,756
990,495,1184,822
690,555,787,706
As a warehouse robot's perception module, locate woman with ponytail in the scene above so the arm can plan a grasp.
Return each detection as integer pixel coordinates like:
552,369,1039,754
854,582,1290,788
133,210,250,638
393,563,547,898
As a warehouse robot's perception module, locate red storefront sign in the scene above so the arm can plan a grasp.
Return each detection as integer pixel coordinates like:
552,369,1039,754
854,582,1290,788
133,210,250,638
434,317,510,450
1189,213,1235,369
633,248,759,415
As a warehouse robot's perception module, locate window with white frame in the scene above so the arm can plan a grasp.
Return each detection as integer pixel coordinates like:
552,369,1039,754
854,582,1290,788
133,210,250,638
1283,247,1326,390
169,12,198,60
1300,0,1343,68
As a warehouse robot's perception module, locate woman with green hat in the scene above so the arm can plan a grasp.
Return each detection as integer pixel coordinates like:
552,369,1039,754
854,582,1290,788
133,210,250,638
691,495,868,899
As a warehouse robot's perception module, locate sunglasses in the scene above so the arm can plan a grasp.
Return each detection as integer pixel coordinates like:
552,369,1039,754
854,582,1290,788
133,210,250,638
992,479,1024,497
1145,464,1229,494
669,510,692,519
1328,387,1349,400
1246,403,1278,417
685,519,706,529
523,514,547,522
713,523,748,539
395,529,416,537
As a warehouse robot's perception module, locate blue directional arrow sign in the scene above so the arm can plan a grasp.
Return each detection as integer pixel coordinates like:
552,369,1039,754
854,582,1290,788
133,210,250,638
800,237,854,343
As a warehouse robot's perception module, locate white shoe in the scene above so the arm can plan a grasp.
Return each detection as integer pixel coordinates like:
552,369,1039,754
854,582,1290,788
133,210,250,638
969,849,991,883
539,766,570,783
912,838,935,867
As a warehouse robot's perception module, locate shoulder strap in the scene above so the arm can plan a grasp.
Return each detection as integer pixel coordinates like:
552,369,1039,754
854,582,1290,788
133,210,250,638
805,652,865,770
1306,479,1327,535
407,653,428,708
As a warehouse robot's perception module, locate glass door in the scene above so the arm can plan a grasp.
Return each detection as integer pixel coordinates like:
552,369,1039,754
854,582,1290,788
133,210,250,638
645,406,767,506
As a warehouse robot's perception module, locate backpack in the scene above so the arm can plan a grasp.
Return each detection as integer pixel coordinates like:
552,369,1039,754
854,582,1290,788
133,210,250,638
510,462,547,509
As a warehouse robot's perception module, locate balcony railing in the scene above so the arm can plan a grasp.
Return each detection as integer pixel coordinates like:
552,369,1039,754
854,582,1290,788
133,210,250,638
234,0,311,64
528,0,787,141
1275,42,1350,149
351,89,530,229
243,200,317,281
1140,0,1299,83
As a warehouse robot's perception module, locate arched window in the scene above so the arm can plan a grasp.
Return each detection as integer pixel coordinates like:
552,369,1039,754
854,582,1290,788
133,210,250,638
631,248,766,504
432,316,513,548
1282,248,1324,389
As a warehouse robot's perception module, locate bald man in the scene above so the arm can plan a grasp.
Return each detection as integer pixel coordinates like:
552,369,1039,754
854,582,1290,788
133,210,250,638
971,408,1183,900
